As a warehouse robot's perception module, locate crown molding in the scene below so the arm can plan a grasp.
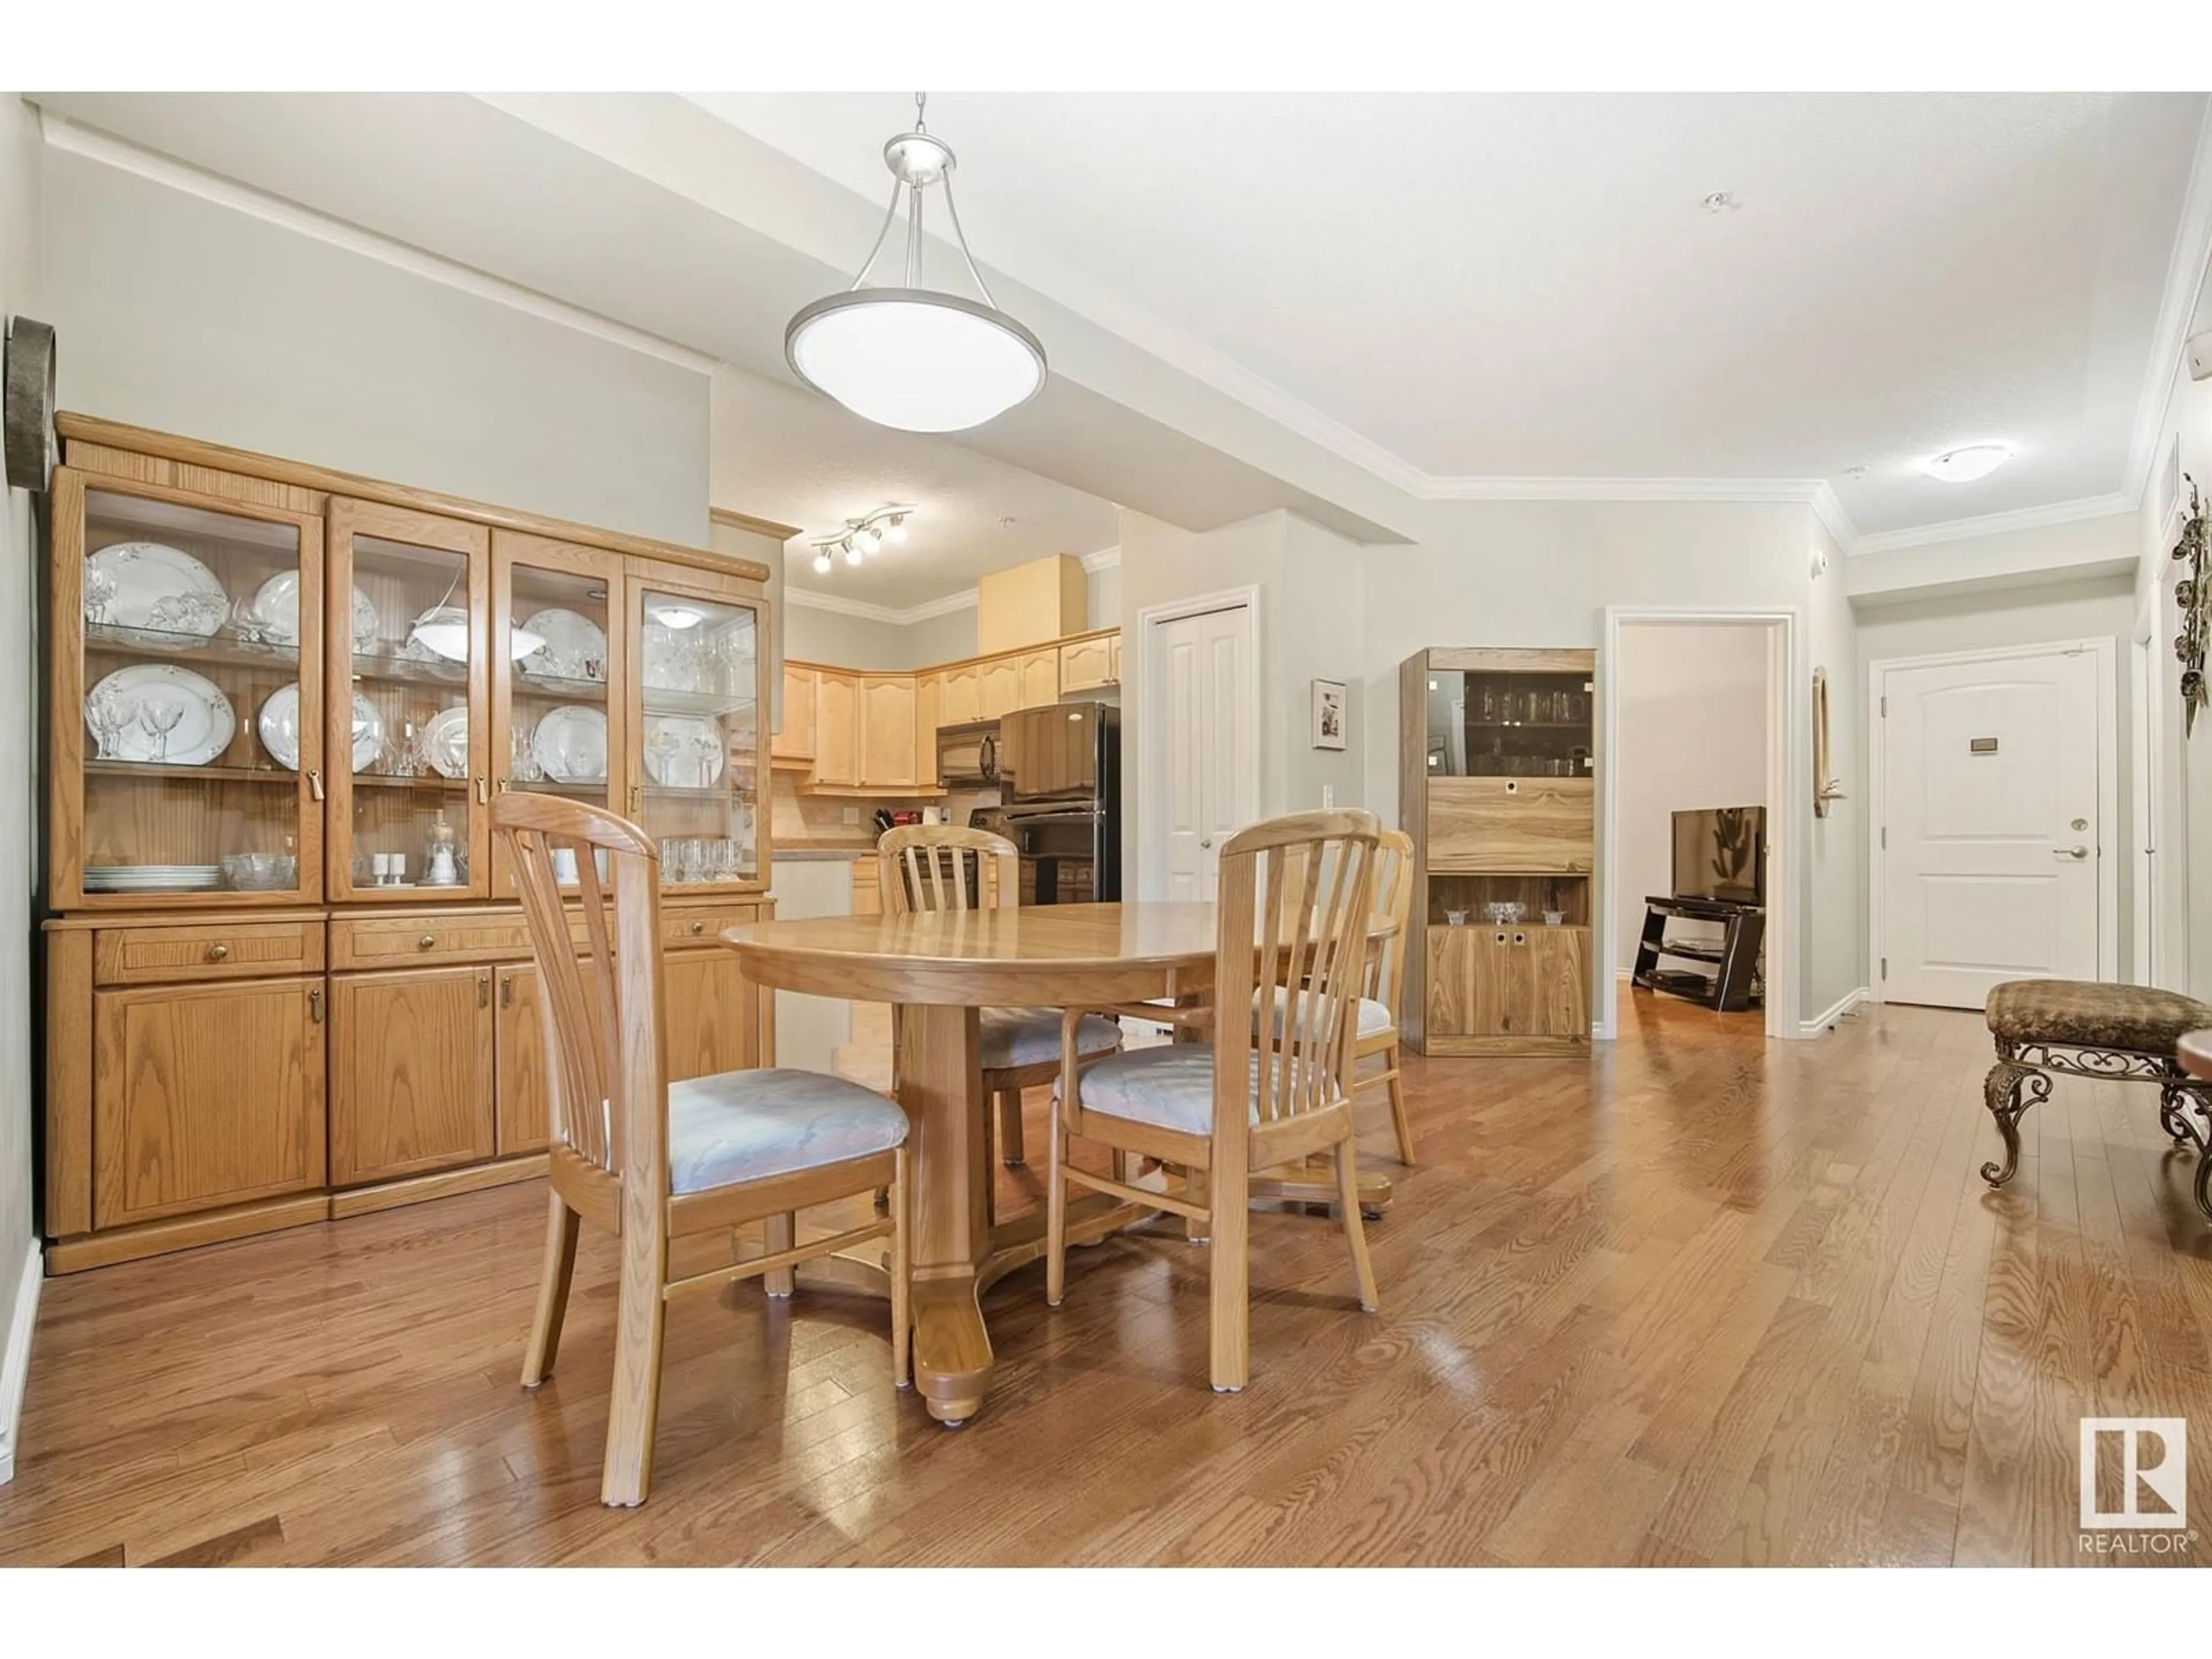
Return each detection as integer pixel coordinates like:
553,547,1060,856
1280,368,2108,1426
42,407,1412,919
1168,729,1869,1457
783,584,979,626
1848,491,2136,555
1081,547,1122,573
36,109,720,376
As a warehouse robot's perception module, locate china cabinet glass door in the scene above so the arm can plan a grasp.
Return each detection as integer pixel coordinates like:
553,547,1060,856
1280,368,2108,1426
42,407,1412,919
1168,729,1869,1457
58,470,324,907
626,571,765,891
490,532,624,897
1423,668,1595,778
325,499,491,902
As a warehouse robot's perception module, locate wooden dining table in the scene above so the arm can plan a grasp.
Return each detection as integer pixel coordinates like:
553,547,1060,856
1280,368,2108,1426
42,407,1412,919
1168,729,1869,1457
720,900,1393,1426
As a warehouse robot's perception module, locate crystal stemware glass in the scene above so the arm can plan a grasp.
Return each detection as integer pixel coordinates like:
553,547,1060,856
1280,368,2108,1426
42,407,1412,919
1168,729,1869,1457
138,697,185,763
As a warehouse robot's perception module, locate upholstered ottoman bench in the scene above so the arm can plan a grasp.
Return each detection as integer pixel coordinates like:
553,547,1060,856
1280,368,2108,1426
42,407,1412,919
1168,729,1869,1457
1982,979,2212,1219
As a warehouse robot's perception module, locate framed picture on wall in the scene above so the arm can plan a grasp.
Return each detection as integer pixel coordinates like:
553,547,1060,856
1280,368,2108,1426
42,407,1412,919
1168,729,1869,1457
1312,679,1347,750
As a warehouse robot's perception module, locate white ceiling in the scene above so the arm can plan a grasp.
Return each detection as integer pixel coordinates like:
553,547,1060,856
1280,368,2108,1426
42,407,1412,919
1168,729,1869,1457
710,368,1119,608
694,91,2211,538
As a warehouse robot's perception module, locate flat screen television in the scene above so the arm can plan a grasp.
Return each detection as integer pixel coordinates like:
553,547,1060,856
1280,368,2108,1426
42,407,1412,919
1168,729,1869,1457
1672,805,1766,906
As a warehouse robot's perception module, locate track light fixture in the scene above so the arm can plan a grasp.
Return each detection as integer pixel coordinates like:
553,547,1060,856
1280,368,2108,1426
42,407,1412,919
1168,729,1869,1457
803,505,918,580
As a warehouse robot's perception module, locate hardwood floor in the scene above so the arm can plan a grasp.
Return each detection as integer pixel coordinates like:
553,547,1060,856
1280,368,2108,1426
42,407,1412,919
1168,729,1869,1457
4,990,2209,1566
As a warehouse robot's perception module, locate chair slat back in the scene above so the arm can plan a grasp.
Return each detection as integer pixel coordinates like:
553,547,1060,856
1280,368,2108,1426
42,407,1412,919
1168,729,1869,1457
1215,809,1381,1131
1363,830,1415,1019
493,793,667,1192
878,823,1019,916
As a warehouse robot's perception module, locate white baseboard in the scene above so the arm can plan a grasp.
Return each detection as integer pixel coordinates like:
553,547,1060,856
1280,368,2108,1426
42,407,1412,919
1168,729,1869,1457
1798,986,1870,1039
0,1238,40,1485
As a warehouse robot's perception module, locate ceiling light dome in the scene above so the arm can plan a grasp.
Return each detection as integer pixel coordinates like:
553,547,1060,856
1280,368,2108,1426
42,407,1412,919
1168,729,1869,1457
785,93,1046,434
1925,442,2014,483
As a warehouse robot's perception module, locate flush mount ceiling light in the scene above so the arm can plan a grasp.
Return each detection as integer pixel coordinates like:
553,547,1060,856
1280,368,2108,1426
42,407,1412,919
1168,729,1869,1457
1924,442,2014,483
804,505,918,579
785,94,1046,433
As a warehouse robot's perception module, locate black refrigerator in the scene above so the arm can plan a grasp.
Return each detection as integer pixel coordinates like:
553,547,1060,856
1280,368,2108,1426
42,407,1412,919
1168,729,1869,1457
976,702,1122,904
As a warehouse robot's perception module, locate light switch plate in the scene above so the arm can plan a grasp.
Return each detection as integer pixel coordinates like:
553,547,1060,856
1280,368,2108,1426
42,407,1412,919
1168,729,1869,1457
1322,784,1335,808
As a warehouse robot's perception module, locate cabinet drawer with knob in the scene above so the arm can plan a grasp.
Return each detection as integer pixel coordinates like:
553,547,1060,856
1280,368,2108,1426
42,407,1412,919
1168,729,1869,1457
329,909,597,969
663,902,767,950
93,920,324,987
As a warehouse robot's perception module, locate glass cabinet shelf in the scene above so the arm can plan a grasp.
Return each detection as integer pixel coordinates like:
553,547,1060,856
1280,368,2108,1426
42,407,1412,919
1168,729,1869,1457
1425,668,1594,778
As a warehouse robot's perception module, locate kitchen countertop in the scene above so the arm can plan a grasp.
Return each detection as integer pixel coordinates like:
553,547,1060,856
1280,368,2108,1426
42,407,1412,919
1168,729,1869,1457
775,846,873,862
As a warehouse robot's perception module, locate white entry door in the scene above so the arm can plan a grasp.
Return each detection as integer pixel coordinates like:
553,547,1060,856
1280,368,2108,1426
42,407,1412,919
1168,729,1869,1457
1878,646,2104,1009
1153,601,1257,901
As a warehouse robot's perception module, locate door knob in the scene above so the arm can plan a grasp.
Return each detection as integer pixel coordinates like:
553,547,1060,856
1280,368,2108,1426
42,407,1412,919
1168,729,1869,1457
2055,846,2089,860
1200,838,1213,850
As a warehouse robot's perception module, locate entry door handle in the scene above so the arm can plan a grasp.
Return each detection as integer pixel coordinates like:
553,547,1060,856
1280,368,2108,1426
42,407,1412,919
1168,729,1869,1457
2054,845,2090,860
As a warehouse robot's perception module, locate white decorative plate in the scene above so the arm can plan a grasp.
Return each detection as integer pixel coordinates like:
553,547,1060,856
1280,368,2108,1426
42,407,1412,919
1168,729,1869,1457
249,571,378,650
519,608,606,682
421,706,471,779
84,664,236,766
532,706,608,784
642,714,725,787
257,682,382,771
84,542,228,643
86,865,222,891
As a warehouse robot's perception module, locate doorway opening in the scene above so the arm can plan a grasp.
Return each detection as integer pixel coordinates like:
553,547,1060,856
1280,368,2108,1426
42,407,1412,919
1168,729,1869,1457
1601,608,1802,1043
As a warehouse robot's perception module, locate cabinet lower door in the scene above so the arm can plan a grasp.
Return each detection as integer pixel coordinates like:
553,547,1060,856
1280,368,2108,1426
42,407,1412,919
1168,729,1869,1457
92,978,327,1228
329,966,495,1184
1523,927,1590,1037
1427,925,1589,1040
494,963,550,1156
663,949,759,1082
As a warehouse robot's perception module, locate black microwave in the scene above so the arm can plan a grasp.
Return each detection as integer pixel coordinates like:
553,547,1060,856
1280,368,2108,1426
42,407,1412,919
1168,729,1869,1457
935,720,1000,789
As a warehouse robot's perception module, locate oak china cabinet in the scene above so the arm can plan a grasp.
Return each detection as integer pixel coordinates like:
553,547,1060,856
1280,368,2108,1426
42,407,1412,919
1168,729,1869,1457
43,416,790,1272
1399,646,1598,1055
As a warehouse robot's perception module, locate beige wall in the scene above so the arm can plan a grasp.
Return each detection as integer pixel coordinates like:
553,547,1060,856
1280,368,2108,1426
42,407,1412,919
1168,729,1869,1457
1806,521,1863,1014
1613,624,1770,974
43,146,711,548
781,558,1116,678
0,93,40,1477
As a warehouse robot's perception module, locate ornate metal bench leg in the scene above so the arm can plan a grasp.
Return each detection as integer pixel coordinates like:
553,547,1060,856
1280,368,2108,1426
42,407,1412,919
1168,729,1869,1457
1980,1058,2050,1188
2160,1084,2192,1145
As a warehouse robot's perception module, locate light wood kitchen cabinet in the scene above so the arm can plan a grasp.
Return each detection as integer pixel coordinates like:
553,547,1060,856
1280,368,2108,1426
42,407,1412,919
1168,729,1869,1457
939,662,980,725
329,965,495,1185
493,962,549,1156
773,662,817,760
915,671,944,784
977,552,1087,654
1059,631,1117,693
813,669,860,785
1018,648,1060,708
664,948,760,1082
850,858,882,918
978,654,1022,718
1109,632,1122,684
91,977,326,1229
858,673,919,788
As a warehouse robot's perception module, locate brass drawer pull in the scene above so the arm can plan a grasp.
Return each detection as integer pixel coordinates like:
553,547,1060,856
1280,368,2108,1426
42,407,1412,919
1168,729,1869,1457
499,973,514,1009
306,768,325,802
308,987,324,1023
478,971,491,1009
417,934,437,952
690,920,706,935
205,942,230,963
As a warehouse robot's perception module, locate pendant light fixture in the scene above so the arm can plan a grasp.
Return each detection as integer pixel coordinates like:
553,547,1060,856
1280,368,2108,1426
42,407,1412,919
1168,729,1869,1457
785,94,1046,433
802,506,917,581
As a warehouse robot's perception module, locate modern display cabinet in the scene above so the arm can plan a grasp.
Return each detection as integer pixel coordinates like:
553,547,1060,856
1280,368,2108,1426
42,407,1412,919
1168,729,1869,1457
1399,646,1598,1055
43,416,791,1271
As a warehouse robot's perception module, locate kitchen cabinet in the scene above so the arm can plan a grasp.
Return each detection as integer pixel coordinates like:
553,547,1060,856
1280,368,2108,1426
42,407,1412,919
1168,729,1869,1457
1109,632,1122,684
91,976,325,1229
1059,631,1117,693
978,654,1022,719
664,948,763,1082
328,964,495,1185
813,669,859,785
977,552,1086,654
915,671,944,786
939,662,980,725
1018,648,1060,708
773,662,817,760
858,674,919,788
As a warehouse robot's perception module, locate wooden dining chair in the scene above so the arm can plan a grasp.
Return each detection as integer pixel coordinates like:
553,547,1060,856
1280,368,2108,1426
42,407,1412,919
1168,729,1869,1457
877,824,1122,1192
494,793,911,1509
1046,808,1383,1393
1355,829,1418,1164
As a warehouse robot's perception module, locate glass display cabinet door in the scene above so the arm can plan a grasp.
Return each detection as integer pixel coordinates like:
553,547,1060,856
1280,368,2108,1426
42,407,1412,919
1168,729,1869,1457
626,573,765,891
1424,668,1596,778
490,531,626,899
325,499,491,902
54,468,325,907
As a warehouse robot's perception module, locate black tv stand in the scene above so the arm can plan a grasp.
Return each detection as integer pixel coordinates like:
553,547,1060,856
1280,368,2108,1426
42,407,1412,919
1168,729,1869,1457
1632,895,1764,1013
